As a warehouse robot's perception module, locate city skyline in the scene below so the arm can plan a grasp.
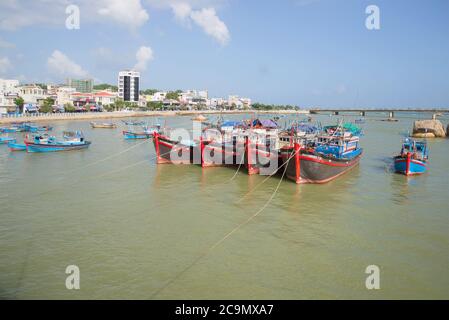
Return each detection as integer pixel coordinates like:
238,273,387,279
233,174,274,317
1,0,448,107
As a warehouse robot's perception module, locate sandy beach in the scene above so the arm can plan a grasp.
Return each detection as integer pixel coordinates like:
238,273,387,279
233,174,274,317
0,109,309,124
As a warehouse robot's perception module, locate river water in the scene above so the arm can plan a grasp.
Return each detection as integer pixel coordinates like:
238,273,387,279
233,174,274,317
0,112,448,299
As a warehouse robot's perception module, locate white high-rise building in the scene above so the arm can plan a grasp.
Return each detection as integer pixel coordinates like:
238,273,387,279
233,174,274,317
118,70,140,102
0,79,19,94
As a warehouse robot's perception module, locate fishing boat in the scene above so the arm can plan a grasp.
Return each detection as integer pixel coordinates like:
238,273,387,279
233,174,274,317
355,118,366,124
25,131,91,153
122,120,145,126
123,123,160,139
153,132,201,164
192,114,208,122
90,122,116,129
280,130,363,184
0,136,16,144
122,131,153,139
8,142,26,151
393,138,428,176
23,123,53,132
0,126,23,133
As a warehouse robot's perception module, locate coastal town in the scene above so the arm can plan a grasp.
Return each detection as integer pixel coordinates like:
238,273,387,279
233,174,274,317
0,70,254,115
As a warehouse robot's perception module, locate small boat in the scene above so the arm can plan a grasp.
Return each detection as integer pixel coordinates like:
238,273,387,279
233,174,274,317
192,114,208,122
8,142,26,151
355,118,365,124
122,120,145,126
25,131,91,153
0,126,23,133
394,138,428,176
22,123,53,132
123,124,160,139
280,130,363,184
122,131,153,139
90,122,116,129
0,136,16,144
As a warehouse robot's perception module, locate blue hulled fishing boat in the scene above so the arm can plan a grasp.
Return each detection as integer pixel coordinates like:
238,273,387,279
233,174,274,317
25,131,91,153
394,138,428,176
0,136,16,144
8,142,26,151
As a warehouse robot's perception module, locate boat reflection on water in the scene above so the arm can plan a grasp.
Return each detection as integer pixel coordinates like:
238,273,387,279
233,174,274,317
389,171,428,206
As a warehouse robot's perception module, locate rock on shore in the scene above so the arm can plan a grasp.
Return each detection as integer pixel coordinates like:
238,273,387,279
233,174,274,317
412,119,446,138
447,124,449,137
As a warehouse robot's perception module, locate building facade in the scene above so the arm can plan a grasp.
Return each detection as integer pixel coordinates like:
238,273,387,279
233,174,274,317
0,79,19,94
66,78,93,93
118,70,140,102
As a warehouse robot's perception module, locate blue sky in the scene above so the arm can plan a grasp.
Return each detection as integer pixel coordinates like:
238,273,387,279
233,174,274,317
0,0,448,107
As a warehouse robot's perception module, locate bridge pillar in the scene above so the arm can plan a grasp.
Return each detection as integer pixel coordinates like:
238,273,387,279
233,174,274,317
432,113,437,120
334,111,339,115
360,111,365,117
389,111,394,119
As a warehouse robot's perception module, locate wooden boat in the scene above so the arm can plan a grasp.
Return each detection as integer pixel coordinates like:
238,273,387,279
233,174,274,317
153,132,201,164
394,138,428,176
8,142,26,151
0,126,23,133
25,132,91,153
122,120,145,126
0,136,16,144
22,123,53,132
123,124,159,139
90,122,116,129
280,131,362,184
192,114,208,122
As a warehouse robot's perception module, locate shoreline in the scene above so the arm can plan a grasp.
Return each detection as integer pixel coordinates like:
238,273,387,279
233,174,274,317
0,109,309,124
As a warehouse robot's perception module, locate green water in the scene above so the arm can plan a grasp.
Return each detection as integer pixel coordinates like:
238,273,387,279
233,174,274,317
1,113,448,299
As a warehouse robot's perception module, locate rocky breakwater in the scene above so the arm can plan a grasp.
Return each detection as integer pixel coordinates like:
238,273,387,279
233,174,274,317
412,119,446,138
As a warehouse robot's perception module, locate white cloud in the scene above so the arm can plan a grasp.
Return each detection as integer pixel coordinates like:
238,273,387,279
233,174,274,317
0,37,15,48
98,0,149,29
133,46,154,71
168,2,230,45
190,8,230,45
171,2,192,22
0,56,12,74
0,0,149,31
47,50,89,78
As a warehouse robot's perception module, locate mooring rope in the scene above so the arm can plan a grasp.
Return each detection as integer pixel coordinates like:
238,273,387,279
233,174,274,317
235,148,299,204
61,137,151,175
149,151,292,299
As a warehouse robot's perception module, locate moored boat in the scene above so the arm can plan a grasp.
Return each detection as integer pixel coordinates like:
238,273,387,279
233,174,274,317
0,136,16,144
393,138,428,176
280,130,363,184
8,142,26,151
25,132,91,153
122,120,146,126
91,122,116,129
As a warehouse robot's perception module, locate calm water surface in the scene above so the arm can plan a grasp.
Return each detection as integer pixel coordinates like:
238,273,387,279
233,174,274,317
0,112,448,299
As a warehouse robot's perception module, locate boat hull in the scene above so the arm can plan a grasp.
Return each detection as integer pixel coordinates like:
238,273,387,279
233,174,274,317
25,141,91,153
8,142,26,151
0,138,16,144
281,148,363,184
394,157,427,176
123,131,152,139
153,133,200,164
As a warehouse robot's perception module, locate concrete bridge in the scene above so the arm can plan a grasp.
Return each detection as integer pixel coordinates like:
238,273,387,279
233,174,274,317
309,109,449,119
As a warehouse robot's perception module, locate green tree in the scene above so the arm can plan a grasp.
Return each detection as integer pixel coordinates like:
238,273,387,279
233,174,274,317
40,97,54,113
64,103,75,112
93,83,118,91
166,91,180,100
141,89,159,95
14,97,25,113
146,101,163,110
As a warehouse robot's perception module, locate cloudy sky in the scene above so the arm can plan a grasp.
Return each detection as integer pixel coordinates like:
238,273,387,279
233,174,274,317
0,0,448,107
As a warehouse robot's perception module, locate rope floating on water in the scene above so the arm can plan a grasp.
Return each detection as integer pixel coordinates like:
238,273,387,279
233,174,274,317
149,152,294,299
